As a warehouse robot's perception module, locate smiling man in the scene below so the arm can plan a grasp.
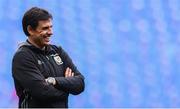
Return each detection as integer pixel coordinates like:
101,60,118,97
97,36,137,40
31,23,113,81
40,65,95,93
12,7,85,108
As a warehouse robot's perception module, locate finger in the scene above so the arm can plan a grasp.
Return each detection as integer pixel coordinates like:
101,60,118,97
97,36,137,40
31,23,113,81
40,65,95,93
66,67,71,77
65,67,69,77
72,72,74,76
65,72,68,77
65,68,67,77
68,69,72,77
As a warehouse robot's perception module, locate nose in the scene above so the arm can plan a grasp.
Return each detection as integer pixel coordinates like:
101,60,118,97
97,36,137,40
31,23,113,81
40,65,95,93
47,28,53,35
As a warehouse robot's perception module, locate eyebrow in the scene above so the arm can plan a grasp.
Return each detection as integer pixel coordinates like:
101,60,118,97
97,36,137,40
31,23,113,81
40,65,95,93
42,25,53,29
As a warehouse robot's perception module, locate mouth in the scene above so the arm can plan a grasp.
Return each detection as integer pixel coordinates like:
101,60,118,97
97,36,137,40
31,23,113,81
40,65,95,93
44,36,50,43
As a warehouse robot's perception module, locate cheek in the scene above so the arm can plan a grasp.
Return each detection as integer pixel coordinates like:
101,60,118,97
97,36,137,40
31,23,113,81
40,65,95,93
40,31,47,36
33,35,43,43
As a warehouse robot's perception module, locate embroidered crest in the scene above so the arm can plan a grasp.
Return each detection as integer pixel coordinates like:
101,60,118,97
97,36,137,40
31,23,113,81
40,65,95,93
53,55,63,65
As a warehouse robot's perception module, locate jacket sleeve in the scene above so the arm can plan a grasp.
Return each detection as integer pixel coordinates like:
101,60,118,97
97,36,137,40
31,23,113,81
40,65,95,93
12,51,68,102
54,46,85,95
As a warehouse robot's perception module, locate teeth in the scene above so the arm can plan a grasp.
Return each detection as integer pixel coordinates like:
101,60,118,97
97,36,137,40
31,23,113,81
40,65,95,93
45,37,50,41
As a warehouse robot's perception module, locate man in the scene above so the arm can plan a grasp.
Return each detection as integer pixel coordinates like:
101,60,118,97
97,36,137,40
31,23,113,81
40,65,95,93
12,7,85,108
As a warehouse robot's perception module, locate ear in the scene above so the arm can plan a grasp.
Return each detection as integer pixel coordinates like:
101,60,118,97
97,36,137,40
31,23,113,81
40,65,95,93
27,25,35,36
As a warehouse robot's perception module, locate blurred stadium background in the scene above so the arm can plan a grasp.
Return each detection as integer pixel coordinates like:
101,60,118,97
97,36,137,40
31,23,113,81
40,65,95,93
1,0,180,108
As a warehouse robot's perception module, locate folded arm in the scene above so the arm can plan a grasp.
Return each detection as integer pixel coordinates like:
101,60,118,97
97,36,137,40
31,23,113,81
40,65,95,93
12,51,68,102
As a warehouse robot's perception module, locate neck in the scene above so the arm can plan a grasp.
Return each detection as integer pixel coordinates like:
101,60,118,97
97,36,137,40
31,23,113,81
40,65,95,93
27,38,44,49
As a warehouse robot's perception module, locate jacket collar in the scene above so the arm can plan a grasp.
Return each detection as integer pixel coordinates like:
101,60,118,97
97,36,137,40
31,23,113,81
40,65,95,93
18,40,55,54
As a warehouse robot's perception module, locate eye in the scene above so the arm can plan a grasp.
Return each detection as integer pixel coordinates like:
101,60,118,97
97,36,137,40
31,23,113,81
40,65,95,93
42,27,49,30
42,25,53,30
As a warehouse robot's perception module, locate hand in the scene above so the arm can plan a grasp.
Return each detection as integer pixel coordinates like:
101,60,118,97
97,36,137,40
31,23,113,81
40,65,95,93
65,67,74,77
45,77,56,85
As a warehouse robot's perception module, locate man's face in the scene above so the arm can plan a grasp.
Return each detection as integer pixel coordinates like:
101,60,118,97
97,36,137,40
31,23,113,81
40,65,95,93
29,18,53,48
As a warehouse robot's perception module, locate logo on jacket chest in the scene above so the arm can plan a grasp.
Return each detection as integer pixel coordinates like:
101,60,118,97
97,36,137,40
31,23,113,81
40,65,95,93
53,54,63,65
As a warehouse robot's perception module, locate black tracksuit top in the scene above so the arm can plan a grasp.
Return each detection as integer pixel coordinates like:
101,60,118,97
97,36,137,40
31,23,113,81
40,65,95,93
12,41,85,108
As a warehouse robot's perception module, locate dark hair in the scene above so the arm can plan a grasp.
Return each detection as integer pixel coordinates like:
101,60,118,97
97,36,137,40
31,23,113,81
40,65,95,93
22,7,53,36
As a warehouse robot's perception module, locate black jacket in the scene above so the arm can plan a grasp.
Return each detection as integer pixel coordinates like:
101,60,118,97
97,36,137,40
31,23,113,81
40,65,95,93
12,41,85,108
